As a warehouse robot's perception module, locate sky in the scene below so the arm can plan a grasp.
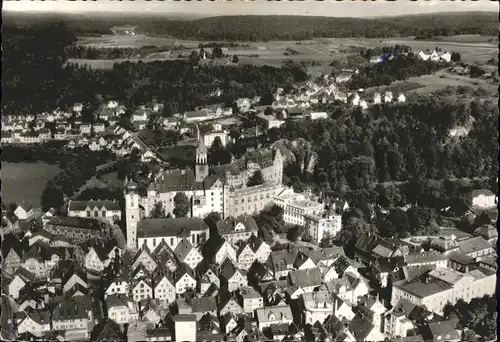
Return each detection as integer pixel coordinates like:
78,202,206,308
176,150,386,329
4,0,498,18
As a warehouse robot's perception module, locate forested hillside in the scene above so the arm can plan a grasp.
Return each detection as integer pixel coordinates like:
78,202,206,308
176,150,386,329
4,11,497,41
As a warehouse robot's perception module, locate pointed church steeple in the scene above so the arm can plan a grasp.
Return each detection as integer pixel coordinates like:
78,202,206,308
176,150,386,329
195,124,209,182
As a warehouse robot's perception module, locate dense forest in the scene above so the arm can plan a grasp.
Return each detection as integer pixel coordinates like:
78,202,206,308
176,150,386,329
4,12,497,41
2,25,307,116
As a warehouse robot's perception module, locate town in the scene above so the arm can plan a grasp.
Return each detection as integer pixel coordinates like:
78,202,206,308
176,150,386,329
1,4,498,342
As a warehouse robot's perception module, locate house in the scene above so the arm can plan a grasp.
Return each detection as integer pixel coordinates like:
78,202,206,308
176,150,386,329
372,256,406,287
131,246,158,273
174,263,197,294
238,287,264,314
288,267,323,293
217,216,259,245
140,299,163,326
397,93,406,103
191,296,217,320
174,314,197,342
457,236,493,258
106,294,139,324
422,320,461,342
257,113,285,129
90,318,125,342
173,238,203,270
219,258,248,292
353,232,407,266
322,314,357,342
132,277,153,302
357,294,387,334
195,261,221,291
1,234,24,276
153,271,176,305
348,313,385,342
161,117,182,131
62,263,88,293
104,274,130,299
267,248,301,279
302,291,352,325
322,273,370,304
384,91,394,103
220,312,238,334
236,242,257,271
246,235,270,264
184,110,212,123
385,298,429,338
391,267,496,315
335,74,352,84
14,202,34,220
471,189,496,208
307,112,328,120
321,255,360,282
45,216,104,243
218,293,244,316
256,305,293,331
205,237,237,265
473,224,498,244
293,251,316,270
80,123,92,134
17,310,51,337
52,298,92,340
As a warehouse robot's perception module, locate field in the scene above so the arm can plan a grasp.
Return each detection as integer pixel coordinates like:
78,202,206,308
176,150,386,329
71,34,498,73
2,162,61,208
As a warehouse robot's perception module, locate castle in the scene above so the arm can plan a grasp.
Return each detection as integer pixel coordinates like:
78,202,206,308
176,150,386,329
125,133,285,250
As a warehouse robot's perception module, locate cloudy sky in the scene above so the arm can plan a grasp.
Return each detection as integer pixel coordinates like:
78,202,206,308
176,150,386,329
4,0,497,18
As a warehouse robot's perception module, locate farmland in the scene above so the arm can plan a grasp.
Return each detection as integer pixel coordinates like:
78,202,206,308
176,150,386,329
70,34,498,72
2,162,61,208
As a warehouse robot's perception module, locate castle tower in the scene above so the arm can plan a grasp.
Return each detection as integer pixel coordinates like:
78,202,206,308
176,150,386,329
195,130,209,183
124,178,140,250
273,148,284,185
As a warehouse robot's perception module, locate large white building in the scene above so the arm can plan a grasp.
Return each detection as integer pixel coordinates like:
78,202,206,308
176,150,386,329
68,200,122,224
273,189,342,244
391,267,496,315
125,132,284,250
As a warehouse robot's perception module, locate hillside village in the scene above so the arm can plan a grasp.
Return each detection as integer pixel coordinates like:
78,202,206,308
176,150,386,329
1,27,498,342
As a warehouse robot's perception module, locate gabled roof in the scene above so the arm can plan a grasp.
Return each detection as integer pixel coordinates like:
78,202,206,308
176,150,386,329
131,245,155,266
17,202,34,213
52,298,90,321
348,313,374,341
61,262,87,286
293,251,314,269
24,310,50,325
47,216,102,231
458,236,492,255
174,262,196,282
173,238,196,262
68,200,120,212
1,233,24,259
288,267,323,288
90,318,125,342
192,296,217,313
137,218,209,238
219,258,241,280
216,216,259,235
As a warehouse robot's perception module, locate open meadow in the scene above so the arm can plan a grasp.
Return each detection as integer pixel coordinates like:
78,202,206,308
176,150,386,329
2,162,61,208
71,34,498,72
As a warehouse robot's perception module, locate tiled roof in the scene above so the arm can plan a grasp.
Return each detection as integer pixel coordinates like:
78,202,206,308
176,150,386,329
217,216,259,236
220,258,240,280
191,297,217,314
90,318,125,342
393,279,452,298
174,262,195,282
47,216,102,231
447,251,475,265
458,236,492,255
68,200,120,212
288,267,323,288
173,238,195,262
256,305,292,325
405,252,447,264
52,298,89,321
137,218,209,239
348,313,374,341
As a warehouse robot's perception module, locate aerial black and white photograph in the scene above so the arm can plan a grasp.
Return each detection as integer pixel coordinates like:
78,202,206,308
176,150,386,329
1,0,498,341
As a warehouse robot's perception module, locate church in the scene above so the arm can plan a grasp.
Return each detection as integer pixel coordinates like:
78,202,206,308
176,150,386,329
125,132,285,249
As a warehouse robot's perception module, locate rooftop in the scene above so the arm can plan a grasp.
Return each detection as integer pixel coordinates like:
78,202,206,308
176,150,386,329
47,216,102,231
137,218,209,239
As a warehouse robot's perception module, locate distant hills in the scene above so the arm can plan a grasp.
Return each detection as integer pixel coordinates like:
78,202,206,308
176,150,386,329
3,11,497,41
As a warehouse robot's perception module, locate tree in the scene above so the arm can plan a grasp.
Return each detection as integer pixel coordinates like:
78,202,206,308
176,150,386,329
247,170,265,187
149,201,166,218
287,225,304,242
173,192,190,218
264,107,274,116
41,181,64,212
209,137,232,166
232,55,239,63
451,52,461,62
204,211,222,231
188,50,200,66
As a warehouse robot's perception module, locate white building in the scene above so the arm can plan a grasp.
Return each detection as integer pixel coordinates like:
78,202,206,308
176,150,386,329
307,112,328,120
273,188,324,227
255,305,293,331
304,214,342,244
68,200,122,224
471,189,496,209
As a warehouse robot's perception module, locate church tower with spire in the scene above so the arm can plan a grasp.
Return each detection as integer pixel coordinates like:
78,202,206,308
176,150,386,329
195,124,209,182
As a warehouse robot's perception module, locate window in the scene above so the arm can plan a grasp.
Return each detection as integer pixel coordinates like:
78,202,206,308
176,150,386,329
86,211,91,217
94,211,99,217
102,210,106,217
153,238,156,247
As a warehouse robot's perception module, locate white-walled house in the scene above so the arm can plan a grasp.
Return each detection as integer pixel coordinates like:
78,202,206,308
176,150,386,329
132,277,153,302
471,189,496,209
14,203,34,220
153,272,176,304
17,311,51,337
68,200,122,224
106,294,139,324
